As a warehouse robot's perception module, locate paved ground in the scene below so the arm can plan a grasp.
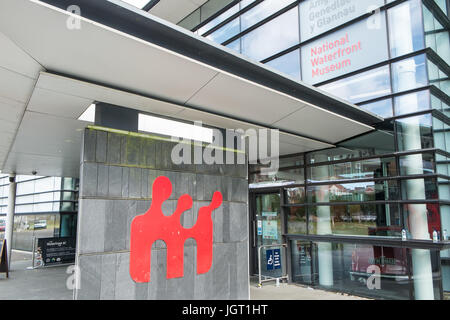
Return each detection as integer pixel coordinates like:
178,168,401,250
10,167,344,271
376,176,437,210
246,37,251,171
249,277,367,300
1,250,366,300
0,250,73,300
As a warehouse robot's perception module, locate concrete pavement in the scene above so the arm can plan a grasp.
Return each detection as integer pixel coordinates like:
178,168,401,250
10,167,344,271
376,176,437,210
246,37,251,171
1,251,367,300
0,250,73,300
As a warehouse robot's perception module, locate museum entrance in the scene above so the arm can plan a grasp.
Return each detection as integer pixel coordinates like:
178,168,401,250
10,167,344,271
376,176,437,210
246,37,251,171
249,191,283,278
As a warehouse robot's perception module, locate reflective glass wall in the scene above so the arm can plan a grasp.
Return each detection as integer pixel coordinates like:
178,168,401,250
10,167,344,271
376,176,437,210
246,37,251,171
182,0,450,300
0,175,79,251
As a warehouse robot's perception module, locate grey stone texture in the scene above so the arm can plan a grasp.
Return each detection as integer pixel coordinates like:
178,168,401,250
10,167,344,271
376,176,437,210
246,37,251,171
75,128,249,300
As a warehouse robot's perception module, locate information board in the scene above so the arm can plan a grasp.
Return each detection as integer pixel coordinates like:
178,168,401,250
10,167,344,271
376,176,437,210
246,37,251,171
37,237,76,266
273,249,281,270
266,249,274,270
0,239,8,277
301,11,388,84
262,221,278,240
300,0,385,41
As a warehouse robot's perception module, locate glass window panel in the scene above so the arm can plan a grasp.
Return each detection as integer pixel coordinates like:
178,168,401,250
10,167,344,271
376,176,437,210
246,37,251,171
437,175,449,200
399,152,435,176
34,177,55,193
391,54,428,93
441,206,450,285
240,0,296,31
403,203,441,239
225,38,240,53
431,92,450,117
307,180,399,203
396,114,433,151
12,215,35,251
62,192,74,201
388,0,425,58
15,204,33,214
240,0,256,10
206,16,240,44
61,201,75,212
299,0,384,41
280,155,304,168
200,0,235,24
304,241,412,299
33,192,54,203
432,0,447,13
309,204,402,237
428,59,450,96
394,90,430,116
178,8,200,31
287,206,308,234
359,98,393,118
401,177,439,200
307,157,397,182
197,3,240,35
241,7,299,62
16,181,35,195
432,116,448,152
265,49,301,80
319,65,391,104
15,195,34,205
249,167,304,188
423,3,450,63
302,12,388,84
33,202,53,213
286,187,306,204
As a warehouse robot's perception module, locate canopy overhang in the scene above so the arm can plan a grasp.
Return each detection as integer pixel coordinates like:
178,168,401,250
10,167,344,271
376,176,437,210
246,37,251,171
0,0,383,178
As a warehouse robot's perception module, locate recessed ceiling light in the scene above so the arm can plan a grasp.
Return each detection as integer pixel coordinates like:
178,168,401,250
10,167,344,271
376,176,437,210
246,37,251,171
78,104,96,122
121,0,150,9
138,113,213,143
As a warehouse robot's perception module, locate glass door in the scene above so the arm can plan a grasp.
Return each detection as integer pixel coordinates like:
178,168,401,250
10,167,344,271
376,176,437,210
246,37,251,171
291,240,314,284
253,193,282,278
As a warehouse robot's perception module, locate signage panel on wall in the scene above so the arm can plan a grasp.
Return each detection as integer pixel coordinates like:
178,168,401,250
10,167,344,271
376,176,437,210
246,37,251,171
266,249,274,270
301,12,388,85
300,0,385,41
37,237,76,266
0,239,8,277
262,220,278,240
262,211,278,217
257,220,263,236
273,249,281,270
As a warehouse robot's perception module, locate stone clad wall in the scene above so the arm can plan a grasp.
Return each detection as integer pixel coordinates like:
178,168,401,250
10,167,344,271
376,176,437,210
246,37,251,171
75,127,249,300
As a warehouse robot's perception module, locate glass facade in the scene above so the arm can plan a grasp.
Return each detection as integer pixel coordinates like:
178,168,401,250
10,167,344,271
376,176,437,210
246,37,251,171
184,0,450,299
0,175,79,251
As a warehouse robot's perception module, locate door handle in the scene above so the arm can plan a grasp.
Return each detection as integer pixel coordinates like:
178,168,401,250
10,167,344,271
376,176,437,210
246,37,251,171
252,220,256,247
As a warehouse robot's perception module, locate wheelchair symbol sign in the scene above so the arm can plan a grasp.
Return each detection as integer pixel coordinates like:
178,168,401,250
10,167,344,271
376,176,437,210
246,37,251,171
266,249,274,270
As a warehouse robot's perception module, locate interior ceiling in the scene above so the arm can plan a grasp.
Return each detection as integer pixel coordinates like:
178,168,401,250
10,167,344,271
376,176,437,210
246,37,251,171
0,0,376,178
146,0,209,24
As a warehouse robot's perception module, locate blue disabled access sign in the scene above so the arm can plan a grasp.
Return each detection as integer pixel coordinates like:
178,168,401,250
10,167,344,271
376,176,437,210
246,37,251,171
266,248,281,270
273,249,281,270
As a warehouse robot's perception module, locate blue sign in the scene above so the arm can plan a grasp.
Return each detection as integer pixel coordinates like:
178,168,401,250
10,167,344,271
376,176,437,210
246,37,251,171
266,249,274,270
273,249,281,270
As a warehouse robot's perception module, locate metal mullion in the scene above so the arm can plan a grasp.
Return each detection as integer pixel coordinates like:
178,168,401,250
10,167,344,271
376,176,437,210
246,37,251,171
193,0,243,34
427,50,450,77
221,0,301,47
432,109,450,125
358,85,432,107
283,199,450,208
200,0,264,37
422,0,450,29
303,148,445,169
306,154,397,168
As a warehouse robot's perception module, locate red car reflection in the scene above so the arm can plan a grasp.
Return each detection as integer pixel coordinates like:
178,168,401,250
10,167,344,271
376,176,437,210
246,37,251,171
351,226,408,282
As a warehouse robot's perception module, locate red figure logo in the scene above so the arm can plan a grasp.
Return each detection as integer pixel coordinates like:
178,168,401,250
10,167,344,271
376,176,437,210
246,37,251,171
130,176,222,283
